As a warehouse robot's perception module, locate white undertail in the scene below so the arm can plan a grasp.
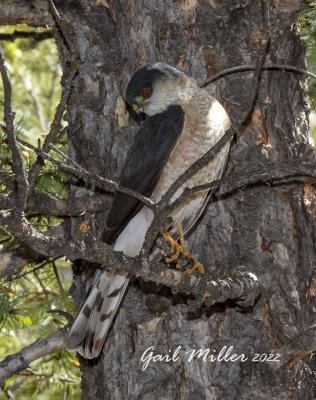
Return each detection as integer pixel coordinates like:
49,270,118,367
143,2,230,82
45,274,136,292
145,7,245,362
65,209,154,359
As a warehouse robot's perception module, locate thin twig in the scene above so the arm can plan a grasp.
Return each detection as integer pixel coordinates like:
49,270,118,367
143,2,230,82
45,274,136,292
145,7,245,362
27,63,78,191
162,159,316,217
18,368,79,384
1,192,109,217
0,31,53,42
47,309,73,324
33,269,48,297
16,137,157,210
52,260,67,305
202,63,316,88
2,151,315,278
48,0,74,56
49,143,88,170
10,258,57,281
0,46,28,218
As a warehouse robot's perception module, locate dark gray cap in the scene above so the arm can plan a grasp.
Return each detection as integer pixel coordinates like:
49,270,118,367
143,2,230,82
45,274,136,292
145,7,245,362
126,63,182,105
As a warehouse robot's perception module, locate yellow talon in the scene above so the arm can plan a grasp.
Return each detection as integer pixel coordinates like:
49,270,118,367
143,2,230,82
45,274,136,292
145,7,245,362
184,259,205,275
177,223,188,253
165,242,182,263
162,224,204,275
162,229,182,263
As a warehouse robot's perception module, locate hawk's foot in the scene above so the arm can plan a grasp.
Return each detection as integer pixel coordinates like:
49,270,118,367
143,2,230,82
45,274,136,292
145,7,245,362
162,229,183,263
183,256,205,275
162,223,204,275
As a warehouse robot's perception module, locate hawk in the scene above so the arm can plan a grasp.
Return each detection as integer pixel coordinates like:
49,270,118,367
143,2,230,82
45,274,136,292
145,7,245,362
65,63,231,359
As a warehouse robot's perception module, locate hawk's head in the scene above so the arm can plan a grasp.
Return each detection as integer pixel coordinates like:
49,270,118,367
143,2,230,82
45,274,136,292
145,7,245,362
126,63,195,117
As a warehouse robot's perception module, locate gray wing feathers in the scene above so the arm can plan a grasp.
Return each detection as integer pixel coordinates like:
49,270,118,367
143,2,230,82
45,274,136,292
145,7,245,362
65,270,129,359
101,105,184,244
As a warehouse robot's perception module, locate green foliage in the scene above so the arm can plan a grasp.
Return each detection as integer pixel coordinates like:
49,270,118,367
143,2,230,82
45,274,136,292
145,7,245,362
0,25,62,142
35,144,69,199
0,259,81,399
0,285,31,335
0,25,80,399
9,350,81,400
0,25,68,200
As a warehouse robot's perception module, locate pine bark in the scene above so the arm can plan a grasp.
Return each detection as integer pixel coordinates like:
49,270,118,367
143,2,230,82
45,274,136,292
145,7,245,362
2,0,316,399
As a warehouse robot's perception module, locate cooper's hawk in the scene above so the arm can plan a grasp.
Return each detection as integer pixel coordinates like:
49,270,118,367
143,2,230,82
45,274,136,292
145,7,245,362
65,63,231,359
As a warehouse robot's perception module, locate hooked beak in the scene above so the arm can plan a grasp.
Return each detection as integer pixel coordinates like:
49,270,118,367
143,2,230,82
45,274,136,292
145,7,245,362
132,103,144,115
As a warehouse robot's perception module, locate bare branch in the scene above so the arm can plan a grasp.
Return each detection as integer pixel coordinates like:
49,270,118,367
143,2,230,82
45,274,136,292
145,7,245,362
0,225,65,279
26,193,109,217
48,0,76,58
1,155,313,296
27,63,78,191
52,260,67,304
0,49,66,251
17,140,315,224
0,245,44,279
8,258,57,281
202,63,316,88
1,192,110,217
3,221,258,310
33,269,49,296
16,137,157,211
0,30,53,42
0,330,67,386
47,309,73,324
0,1,53,27
163,159,316,218
0,46,28,218
17,368,79,384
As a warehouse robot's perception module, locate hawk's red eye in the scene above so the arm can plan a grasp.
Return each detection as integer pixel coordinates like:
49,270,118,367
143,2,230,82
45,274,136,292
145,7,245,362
140,88,151,98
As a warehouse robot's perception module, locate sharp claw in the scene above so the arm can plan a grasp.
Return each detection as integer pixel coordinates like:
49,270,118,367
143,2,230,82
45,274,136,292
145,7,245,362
198,263,205,274
177,222,188,252
161,224,204,275
165,241,182,263
184,260,205,275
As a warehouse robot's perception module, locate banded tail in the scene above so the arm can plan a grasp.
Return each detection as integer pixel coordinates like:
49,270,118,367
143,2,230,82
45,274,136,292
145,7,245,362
65,270,129,359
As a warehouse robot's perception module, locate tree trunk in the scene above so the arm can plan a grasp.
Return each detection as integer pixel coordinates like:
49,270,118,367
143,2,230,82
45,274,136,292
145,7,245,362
4,0,316,398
